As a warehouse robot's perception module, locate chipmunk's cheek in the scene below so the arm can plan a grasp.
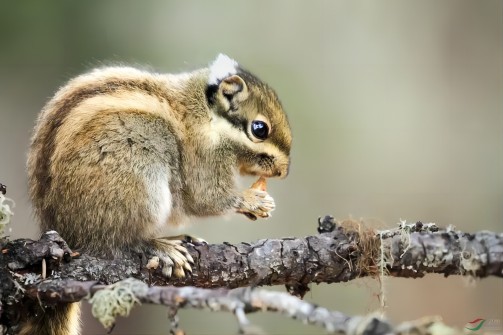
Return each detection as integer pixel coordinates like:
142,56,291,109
239,165,254,176
238,163,261,177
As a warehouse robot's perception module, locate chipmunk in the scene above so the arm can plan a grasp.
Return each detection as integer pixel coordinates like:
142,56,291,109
22,54,292,335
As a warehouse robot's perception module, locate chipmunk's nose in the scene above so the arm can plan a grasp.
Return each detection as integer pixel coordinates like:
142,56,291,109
275,163,289,179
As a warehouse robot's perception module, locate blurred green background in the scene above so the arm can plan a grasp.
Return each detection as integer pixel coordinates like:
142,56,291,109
1,1,502,334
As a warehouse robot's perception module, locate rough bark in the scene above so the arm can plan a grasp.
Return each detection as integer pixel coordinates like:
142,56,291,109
2,220,502,291
1,218,502,334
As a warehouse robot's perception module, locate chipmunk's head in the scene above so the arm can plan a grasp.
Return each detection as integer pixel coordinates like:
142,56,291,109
206,54,292,179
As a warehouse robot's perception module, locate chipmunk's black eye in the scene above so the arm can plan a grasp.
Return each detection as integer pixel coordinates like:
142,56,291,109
251,120,269,140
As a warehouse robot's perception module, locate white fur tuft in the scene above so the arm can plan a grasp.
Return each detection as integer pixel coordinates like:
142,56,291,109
208,54,238,85
156,182,172,227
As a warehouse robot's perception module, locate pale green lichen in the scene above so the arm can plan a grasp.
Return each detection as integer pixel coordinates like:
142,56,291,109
377,231,389,310
23,273,42,285
89,278,148,330
397,219,413,257
460,249,483,275
0,193,14,236
376,220,440,310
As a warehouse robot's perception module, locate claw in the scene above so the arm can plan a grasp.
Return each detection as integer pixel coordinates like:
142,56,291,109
173,267,186,278
162,266,173,278
183,262,193,272
147,236,199,278
185,252,194,264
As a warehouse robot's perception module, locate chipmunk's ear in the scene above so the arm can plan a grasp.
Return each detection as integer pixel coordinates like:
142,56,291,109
207,54,249,111
218,74,249,107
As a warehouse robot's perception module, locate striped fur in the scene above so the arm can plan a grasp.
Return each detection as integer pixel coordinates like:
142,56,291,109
25,55,292,334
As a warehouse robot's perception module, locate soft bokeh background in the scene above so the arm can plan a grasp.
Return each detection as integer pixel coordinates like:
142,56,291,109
1,1,502,334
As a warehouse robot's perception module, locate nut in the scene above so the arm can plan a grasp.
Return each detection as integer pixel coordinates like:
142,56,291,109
251,176,267,191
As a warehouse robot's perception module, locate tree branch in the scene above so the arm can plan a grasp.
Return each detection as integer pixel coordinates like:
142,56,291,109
3,219,502,291
1,218,502,334
20,278,456,335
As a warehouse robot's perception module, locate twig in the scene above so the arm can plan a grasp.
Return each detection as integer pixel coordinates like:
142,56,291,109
25,278,457,335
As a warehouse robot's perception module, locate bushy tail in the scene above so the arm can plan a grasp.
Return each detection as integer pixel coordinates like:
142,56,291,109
19,303,81,335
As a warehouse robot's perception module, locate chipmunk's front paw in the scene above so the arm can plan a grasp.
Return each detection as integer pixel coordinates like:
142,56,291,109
146,237,195,278
237,188,276,220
